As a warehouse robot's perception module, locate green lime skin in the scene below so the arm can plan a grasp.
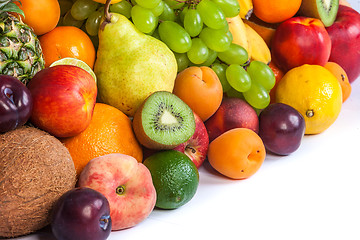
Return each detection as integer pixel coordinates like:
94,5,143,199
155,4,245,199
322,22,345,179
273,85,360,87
143,150,199,210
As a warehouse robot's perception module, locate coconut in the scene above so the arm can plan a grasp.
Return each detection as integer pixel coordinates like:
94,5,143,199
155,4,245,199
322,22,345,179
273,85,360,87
0,126,77,238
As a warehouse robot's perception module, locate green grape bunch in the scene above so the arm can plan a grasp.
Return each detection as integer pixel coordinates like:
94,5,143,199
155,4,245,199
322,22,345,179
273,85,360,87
57,0,276,110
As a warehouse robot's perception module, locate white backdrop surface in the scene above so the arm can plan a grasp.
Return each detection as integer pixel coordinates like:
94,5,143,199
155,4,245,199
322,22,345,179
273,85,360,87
7,1,360,240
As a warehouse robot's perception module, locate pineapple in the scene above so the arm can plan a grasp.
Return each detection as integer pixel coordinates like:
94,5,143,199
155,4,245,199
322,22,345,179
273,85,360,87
0,0,45,84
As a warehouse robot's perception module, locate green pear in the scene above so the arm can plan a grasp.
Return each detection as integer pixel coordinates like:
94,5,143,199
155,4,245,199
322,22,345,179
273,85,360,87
94,13,177,116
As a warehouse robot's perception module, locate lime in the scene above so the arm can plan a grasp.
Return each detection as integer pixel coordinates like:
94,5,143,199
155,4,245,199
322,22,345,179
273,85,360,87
50,57,97,83
143,150,199,210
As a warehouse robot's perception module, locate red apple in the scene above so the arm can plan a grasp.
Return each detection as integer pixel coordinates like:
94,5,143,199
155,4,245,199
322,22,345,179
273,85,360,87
27,65,97,138
78,153,156,231
326,5,360,83
173,112,209,168
204,97,259,142
271,16,332,72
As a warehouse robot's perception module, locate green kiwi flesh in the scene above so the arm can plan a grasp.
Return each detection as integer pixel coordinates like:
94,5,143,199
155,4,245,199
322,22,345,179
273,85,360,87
299,0,339,27
141,91,195,148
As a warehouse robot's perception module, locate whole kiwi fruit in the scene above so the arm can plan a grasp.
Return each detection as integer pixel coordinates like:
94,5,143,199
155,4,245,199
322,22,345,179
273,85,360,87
0,126,77,238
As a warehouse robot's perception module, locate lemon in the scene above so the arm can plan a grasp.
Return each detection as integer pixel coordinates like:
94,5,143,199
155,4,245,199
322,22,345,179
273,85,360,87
50,57,97,83
143,150,199,210
275,64,342,135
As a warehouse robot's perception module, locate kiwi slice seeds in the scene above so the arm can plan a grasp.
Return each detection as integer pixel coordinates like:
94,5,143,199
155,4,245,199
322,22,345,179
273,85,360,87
133,91,196,149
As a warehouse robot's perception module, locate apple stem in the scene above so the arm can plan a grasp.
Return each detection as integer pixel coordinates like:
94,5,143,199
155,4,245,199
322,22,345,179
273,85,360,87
186,146,196,154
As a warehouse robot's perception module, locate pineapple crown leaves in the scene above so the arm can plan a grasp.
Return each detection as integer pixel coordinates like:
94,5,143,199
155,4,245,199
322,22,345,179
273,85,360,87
0,0,24,18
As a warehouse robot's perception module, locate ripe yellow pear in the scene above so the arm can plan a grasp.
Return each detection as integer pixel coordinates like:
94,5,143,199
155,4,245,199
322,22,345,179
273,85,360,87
94,6,177,116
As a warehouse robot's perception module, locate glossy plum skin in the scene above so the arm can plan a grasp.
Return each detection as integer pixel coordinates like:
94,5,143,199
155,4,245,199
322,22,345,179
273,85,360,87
258,103,305,155
0,75,32,133
51,187,112,240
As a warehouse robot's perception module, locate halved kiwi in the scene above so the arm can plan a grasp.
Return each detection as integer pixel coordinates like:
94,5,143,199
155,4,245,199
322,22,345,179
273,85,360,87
298,0,339,27
133,91,196,150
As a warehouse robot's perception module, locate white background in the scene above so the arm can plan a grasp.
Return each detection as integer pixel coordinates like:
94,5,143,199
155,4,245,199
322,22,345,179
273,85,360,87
9,1,360,240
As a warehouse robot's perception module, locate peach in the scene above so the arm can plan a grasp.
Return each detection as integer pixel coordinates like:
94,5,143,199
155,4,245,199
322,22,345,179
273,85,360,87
205,97,259,142
78,153,156,230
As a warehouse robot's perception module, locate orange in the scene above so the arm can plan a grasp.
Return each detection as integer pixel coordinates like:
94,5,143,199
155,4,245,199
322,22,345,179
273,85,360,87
324,62,352,102
172,66,223,121
207,128,266,180
61,103,143,176
39,26,96,69
16,0,60,36
253,0,302,23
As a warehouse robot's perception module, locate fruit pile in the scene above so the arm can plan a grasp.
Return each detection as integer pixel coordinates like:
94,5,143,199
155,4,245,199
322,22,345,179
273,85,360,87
0,0,359,239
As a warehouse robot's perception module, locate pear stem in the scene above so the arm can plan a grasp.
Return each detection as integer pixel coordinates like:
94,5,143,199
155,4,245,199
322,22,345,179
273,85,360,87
101,0,112,30
104,0,112,22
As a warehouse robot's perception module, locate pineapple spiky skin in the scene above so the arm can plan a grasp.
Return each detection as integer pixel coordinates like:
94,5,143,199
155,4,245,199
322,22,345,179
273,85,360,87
0,12,45,85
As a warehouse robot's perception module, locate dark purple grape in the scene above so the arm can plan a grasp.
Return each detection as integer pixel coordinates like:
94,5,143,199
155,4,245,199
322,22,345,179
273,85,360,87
258,103,305,155
0,75,32,132
51,187,112,240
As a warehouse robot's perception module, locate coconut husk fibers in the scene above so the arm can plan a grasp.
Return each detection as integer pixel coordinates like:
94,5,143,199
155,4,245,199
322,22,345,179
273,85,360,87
0,126,77,238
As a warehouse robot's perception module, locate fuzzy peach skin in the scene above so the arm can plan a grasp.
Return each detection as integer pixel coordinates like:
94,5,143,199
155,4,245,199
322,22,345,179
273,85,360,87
78,153,156,230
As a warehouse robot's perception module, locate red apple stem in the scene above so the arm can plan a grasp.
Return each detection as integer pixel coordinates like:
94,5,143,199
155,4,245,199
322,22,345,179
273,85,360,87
186,146,197,154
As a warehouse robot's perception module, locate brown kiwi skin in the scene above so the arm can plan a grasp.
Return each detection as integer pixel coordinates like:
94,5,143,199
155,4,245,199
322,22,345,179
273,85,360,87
133,95,182,150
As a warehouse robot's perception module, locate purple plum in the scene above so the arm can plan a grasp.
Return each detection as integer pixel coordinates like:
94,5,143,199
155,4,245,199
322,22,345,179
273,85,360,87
0,75,32,132
51,187,112,240
259,103,305,155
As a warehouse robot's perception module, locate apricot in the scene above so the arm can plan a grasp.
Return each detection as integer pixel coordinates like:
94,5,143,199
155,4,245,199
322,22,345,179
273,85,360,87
207,128,266,179
324,62,352,102
173,66,223,121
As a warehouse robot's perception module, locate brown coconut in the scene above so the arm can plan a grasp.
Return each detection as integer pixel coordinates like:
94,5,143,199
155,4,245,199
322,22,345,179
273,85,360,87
0,126,77,238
